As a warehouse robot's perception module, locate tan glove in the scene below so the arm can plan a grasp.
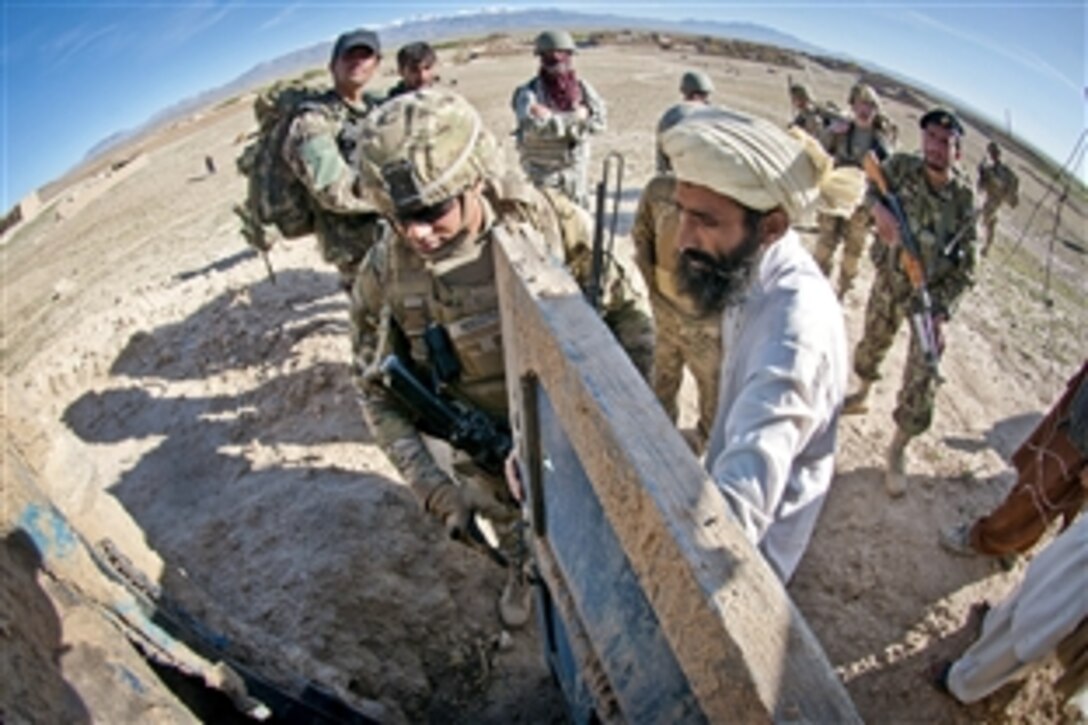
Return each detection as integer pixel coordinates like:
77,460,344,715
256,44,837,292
425,480,516,542
425,482,472,540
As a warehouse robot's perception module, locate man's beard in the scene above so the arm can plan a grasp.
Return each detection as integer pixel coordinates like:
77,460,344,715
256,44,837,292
676,229,764,315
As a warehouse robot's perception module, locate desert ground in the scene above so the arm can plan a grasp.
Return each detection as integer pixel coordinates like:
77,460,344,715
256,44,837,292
2,37,1086,723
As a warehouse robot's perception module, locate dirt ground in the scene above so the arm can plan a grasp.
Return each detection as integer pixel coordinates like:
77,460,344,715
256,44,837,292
2,41,1086,723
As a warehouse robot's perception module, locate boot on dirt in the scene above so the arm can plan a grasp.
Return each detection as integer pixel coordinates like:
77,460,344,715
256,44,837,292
885,428,911,497
842,380,872,415
498,567,532,629
939,523,977,556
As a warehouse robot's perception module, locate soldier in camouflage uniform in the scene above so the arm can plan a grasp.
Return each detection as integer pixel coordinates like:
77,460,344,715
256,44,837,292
511,30,607,208
843,108,976,497
680,70,714,102
281,29,387,292
349,89,651,625
787,83,828,140
813,83,895,299
636,106,722,452
655,78,713,174
977,141,1020,256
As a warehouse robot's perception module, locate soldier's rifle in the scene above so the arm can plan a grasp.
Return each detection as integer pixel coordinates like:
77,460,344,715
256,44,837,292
377,353,512,567
234,205,277,283
863,151,943,380
586,151,624,311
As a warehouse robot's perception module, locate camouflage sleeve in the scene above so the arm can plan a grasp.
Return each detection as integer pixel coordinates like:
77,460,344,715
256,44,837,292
282,108,376,215
543,187,594,285
929,183,977,316
577,80,607,137
349,243,453,506
512,82,550,135
631,183,657,285
514,79,607,140
536,186,654,378
1008,168,1020,207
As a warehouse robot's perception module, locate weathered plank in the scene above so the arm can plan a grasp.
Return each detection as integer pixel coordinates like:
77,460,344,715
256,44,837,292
495,229,860,723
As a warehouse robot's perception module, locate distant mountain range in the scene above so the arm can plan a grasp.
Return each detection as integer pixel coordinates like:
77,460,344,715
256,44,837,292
83,7,827,161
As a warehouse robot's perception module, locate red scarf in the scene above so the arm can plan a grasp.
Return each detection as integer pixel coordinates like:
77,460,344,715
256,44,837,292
538,66,582,112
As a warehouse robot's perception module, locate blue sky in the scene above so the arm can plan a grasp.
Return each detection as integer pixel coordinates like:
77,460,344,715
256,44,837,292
2,1,1084,211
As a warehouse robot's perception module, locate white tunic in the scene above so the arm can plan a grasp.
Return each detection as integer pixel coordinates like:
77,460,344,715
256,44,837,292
704,230,848,581
948,514,1088,703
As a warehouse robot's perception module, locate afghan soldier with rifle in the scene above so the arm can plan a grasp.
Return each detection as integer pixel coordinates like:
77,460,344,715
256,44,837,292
348,89,651,627
843,108,976,498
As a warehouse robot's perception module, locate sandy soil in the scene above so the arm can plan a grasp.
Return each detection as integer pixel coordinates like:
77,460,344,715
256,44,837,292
2,40,1085,723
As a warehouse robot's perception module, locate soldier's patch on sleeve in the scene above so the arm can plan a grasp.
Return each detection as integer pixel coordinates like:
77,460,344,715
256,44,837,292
300,134,349,190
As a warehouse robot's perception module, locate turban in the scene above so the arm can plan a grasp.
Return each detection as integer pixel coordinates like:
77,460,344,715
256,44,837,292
660,106,865,220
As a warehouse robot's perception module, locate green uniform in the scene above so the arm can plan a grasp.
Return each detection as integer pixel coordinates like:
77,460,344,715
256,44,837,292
977,158,1020,254
281,90,387,289
853,153,976,436
632,175,722,448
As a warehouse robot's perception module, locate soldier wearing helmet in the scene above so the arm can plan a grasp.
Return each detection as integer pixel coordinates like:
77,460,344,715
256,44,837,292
655,72,714,174
976,140,1020,256
843,107,976,498
812,81,896,299
350,89,651,624
680,70,714,102
511,30,607,207
787,83,830,140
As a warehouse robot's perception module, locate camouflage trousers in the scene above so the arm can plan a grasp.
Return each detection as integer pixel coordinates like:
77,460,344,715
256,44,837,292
649,298,722,448
813,207,871,297
853,269,940,437
522,156,589,209
603,299,656,384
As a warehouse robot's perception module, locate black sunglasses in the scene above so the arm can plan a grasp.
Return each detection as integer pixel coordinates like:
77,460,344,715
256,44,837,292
394,196,458,226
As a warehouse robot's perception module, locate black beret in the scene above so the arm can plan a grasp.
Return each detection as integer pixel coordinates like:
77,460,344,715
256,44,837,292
919,108,964,136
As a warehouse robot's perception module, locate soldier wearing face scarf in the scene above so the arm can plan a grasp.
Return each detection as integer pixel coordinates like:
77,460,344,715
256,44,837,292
511,30,606,208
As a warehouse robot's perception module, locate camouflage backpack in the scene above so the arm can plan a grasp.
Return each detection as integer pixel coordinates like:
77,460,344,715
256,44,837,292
235,79,330,247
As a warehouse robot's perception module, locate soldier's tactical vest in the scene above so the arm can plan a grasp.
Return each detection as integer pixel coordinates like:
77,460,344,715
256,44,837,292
514,78,587,170
384,177,548,417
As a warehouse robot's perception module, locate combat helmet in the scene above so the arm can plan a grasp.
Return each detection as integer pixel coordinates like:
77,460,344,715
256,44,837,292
848,82,879,107
534,30,576,54
789,83,811,103
358,89,503,217
680,70,714,97
655,101,707,173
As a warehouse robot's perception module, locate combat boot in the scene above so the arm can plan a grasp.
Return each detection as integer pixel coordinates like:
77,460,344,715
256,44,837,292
885,428,911,497
842,380,872,415
498,567,532,629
